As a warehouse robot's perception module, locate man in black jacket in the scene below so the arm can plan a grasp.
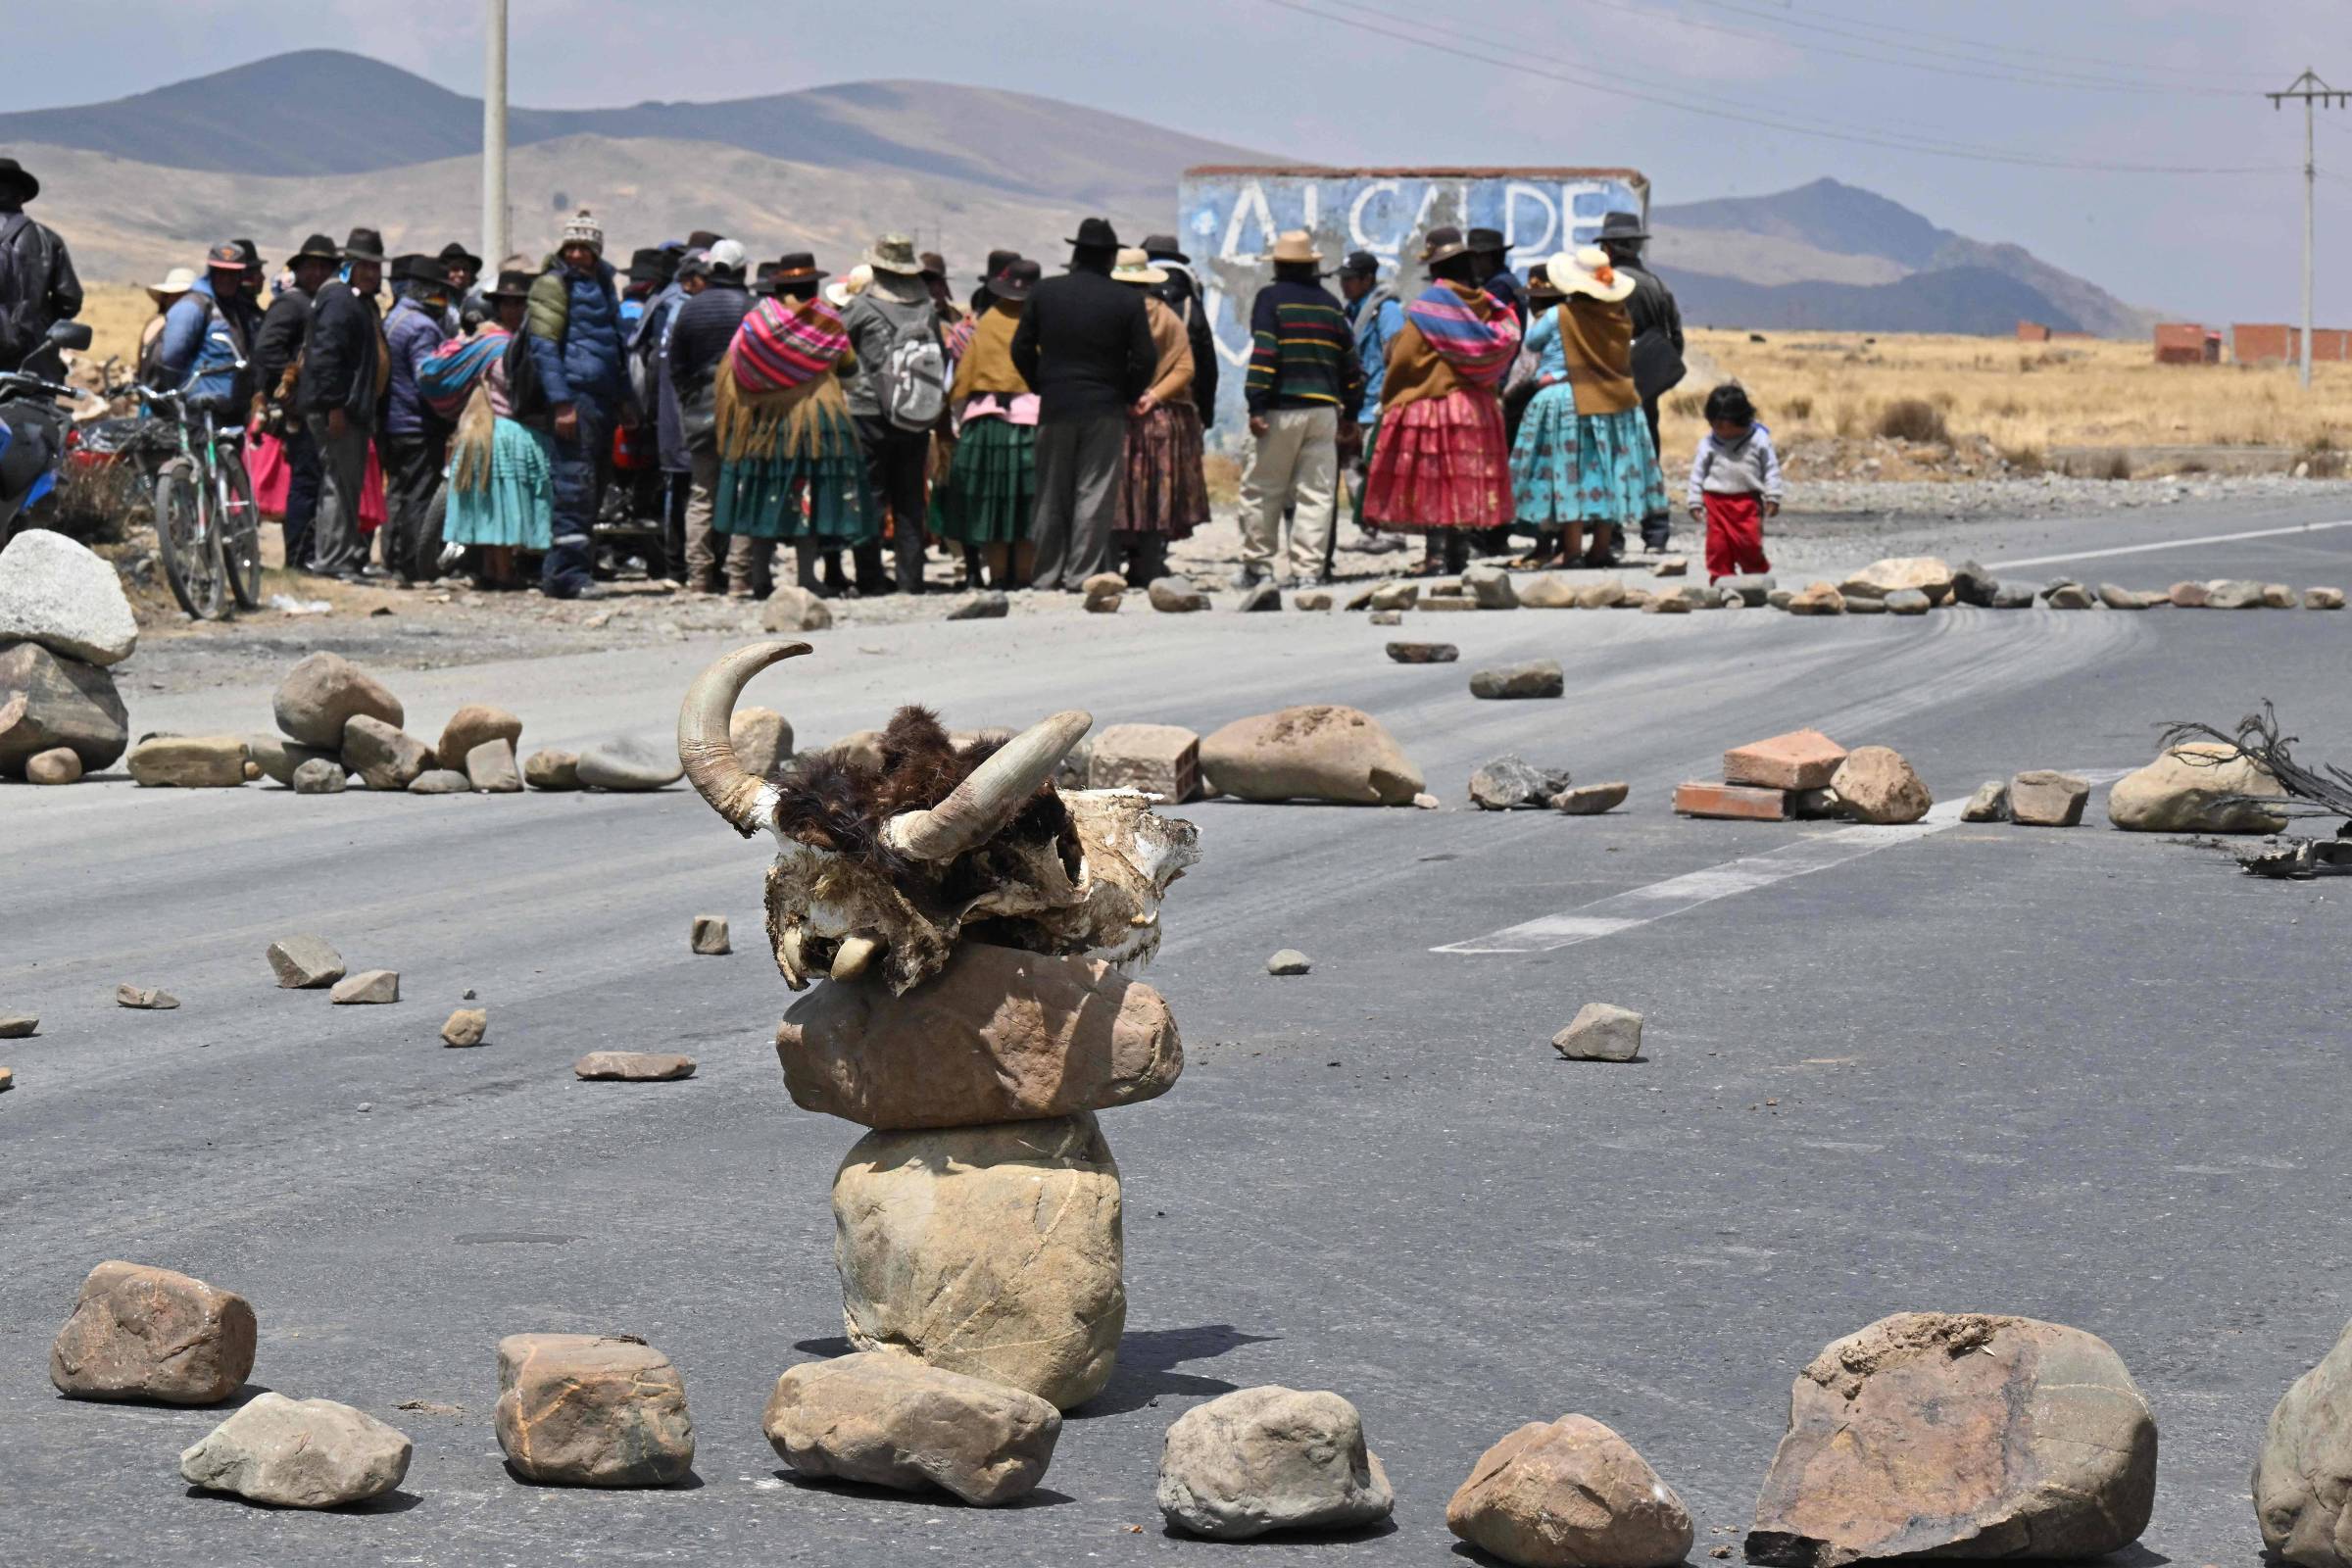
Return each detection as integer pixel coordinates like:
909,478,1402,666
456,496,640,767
0,157,82,374
665,240,755,595
1011,218,1156,592
1599,211,1684,550
1141,233,1219,431
295,228,386,579
254,233,342,574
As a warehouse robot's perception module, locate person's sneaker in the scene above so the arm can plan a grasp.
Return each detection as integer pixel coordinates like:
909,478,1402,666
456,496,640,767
1356,532,1406,554
1229,566,1267,591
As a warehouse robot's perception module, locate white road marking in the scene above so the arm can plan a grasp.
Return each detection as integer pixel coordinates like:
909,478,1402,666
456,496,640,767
1988,518,2352,570
1437,768,2135,956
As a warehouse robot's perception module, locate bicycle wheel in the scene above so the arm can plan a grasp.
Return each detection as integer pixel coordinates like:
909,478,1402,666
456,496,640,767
154,461,226,620
219,451,264,611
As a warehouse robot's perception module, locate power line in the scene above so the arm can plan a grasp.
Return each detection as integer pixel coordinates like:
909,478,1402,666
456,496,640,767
1269,0,2292,174
1685,0,2282,83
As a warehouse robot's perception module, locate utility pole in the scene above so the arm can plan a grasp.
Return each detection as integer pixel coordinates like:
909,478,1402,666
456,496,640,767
482,0,510,268
2269,69,2348,389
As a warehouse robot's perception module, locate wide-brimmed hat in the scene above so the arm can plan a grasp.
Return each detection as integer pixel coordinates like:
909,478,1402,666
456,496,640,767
1419,225,1469,266
1109,247,1167,286
0,157,37,202
919,251,949,280
487,269,534,302
624,247,667,284
341,227,387,264
1525,262,1564,306
438,240,484,273
1338,250,1381,279
1547,245,1636,304
1597,211,1649,244
865,233,923,275
290,232,342,266
977,248,1018,285
1140,233,1191,265
1466,226,1512,255
770,252,828,286
825,263,874,308
988,258,1042,302
1066,217,1120,251
230,238,264,270
686,229,722,252
146,266,199,305
1268,229,1322,266
395,253,452,289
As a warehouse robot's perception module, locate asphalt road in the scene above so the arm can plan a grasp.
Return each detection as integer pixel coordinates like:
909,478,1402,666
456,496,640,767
4,496,2349,1566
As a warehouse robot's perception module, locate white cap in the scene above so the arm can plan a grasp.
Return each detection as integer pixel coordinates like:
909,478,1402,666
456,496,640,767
708,239,747,274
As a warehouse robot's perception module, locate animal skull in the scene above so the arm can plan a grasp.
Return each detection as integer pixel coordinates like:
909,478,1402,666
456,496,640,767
678,642,1198,994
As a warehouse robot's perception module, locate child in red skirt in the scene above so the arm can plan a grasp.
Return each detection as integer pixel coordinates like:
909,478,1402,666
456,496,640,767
1686,383,1781,581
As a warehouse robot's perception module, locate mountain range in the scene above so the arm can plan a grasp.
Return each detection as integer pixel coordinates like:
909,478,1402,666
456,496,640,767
0,51,2149,337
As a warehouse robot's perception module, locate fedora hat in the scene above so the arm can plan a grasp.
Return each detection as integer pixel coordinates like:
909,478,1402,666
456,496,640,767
1267,229,1323,266
230,237,264,270
1466,226,1512,255
146,266,199,306
394,253,451,289
988,258,1042,302
439,240,484,272
625,247,668,284
1065,217,1121,251
865,233,923,275
487,268,534,303
0,157,36,202
770,252,829,286
1547,245,1636,305
1109,247,1167,285
342,227,387,264
1524,262,1565,306
919,251,949,280
1419,224,1469,266
1140,233,1191,264
977,248,1018,284
1597,211,1650,243
291,232,342,266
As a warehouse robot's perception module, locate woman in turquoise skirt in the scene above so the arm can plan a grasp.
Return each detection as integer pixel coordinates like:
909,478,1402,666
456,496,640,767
443,270,553,589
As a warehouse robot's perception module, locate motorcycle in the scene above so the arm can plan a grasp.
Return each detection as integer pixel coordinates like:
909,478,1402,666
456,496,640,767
0,318,97,548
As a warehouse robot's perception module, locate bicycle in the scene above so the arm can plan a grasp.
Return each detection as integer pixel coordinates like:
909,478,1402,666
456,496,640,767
145,367,262,620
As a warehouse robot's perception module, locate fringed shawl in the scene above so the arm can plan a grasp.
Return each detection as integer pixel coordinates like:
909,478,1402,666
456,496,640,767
715,347,856,465
732,295,853,394
1402,280,1520,387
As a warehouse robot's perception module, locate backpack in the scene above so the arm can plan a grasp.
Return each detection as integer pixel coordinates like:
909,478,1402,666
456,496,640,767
866,295,947,432
0,214,53,367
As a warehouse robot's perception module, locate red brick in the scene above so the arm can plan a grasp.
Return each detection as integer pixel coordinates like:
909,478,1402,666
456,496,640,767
1673,782,1789,821
1722,728,1847,792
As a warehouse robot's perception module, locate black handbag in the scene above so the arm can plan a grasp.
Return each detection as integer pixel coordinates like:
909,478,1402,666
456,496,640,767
1631,327,1686,404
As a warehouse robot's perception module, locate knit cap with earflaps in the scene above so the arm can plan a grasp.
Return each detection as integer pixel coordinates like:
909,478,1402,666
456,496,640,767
561,209,605,255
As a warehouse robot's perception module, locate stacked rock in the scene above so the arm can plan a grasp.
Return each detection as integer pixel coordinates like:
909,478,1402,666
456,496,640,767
0,530,137,784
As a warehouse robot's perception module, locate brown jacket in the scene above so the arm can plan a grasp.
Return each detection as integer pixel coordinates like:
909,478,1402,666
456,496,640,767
949,301,1029,403
1558,297,1638,416
1143,296,1195,406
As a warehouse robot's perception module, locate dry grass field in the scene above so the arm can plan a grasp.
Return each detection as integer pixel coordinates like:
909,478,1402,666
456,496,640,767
1669,328,2352,474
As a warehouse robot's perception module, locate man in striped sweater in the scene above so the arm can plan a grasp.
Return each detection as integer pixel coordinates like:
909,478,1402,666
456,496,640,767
1238,230,1362,588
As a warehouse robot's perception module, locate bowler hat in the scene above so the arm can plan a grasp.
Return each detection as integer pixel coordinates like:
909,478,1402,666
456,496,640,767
920,251,949,280
0,157,37,201
291,232,342,265
1066,217,1121,251
1339,250,1380,279
977,248,1018,284
1419,225,1469,266
989,258,1042,302
1597,211,1650,243
625,246,668,284
439,240,485,272
1525,263,1564,306
770,252,829,286
342,227,387,264
393,254,449,288
231,238,264,270
1140,233,1191,264
686,230,723,252
1466,226,1512,255
487,269,534,302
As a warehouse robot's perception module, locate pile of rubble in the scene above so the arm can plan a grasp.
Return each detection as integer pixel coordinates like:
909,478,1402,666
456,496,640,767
0,530,138,785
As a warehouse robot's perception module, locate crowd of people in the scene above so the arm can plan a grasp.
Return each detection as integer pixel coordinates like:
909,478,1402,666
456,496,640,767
0,149,1786,601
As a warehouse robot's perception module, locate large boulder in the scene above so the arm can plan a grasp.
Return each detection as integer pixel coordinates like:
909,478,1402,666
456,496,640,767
2257,1317,2352,1568
127,735,247,788
2106,743,2288,834
1156,1386,1395,1540
576,735,683,792
730,707,794,779
0,641,127,776
834,1112,1122,1410
761,585,833,632
1832,747,1932,825
1745,1312,2156,1568
342,715,431,791
1089,721,1200,802
1840,557,1954,604
1447,1414,1694,1568
779,945,1181,1130
0,529,138,665
494,1333,695,1488
435,704,522,771
1200,705,1422,806
50,1260,257,1405
180,1393,413,1509
762,1351,1060,1506
274,652,403,748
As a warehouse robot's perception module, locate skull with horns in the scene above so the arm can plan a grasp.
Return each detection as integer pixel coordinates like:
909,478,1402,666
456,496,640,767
678,643,1200,995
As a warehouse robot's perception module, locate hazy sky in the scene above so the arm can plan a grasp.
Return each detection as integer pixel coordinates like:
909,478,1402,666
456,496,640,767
8,0,2346,318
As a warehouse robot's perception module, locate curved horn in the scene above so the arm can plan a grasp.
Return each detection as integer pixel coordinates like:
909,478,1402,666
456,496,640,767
677,641,811,837
883,710,1093,862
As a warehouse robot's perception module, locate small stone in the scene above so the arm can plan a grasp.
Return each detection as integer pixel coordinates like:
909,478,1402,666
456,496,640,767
1470,754,1571,810
1088,722,1201,802
2097,583,2146,611
2009,769,2089,826
1949,561,1998,608
117,984,179,1009
465,737,523,793
1884,588,1932,615
1463,563,1520,607
691,914,731,955
1766,588,1795,610
947,590,1011,620
495,1333,696,1488
1471,661,1565,700
342,715,431,791
762,1351,1060,1506
1843,594,1887,615
1149,575,1210,612
50,1260,256,1404
1447,1414,1694,1568
2206,578,2265,610
1517,573,1577,608
441,1007,487,1048
1553,782,1629,814
1156,1386,1395,1541
2106,743,2287,833
1673,781,1788,821
1641,594,1691,614
1412,792,1441,808
1841,556,1954,604
1717,574,1776,607
728,708,794,778
1236,581,1282,612
574,1052,696,1081
2306,586,2346,611
267,935,345,990
2045,583,2094,610
0,1014,36,1038
1368,609,1402,626
1266,949,1311,976
760,584,834,632
435,704,523,771
25,746,81,784
1786,582,1845,615
244,758,263,780
273,652,404,749
2265,582,2297,609
1832,746,1932,824
1574,576,1627,610
1387,641,1459,663
1725,729,1847,792
1989,583,2038,609
0,528,140,665
523,749,580,790
179,1393,413,1509
1293,589,1333,611
1553,1003,1643,1062
1959,781,2010,823
1420,594,1480,612
330,969,400,1005
1080,571,1127,605
127,735,247,788
2170,580,2211,608
290,758,347,793
0,641,127,777
0,1065,11,1091
244,733,336,786
576,735,682,792
2258,1317,2352,1566
1365,579,1420,612
1650,555,1689,578
408,767,472,794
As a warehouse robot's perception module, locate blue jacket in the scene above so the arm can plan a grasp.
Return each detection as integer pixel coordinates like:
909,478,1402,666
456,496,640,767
527,261,625,411
155,276,258,411
1347,287,1404,416
382,293,451,439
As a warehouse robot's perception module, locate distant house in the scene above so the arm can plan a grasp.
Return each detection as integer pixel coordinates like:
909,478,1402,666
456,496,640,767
2017,320,2053,342
2233,323,2351,364
2153,323,2221,365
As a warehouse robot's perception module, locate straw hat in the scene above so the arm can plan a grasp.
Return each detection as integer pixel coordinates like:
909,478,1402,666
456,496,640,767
825,263,874,308
1268,229,1322,266
146,266,199,305
1109,247,1167,285
1546,245,1636,304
